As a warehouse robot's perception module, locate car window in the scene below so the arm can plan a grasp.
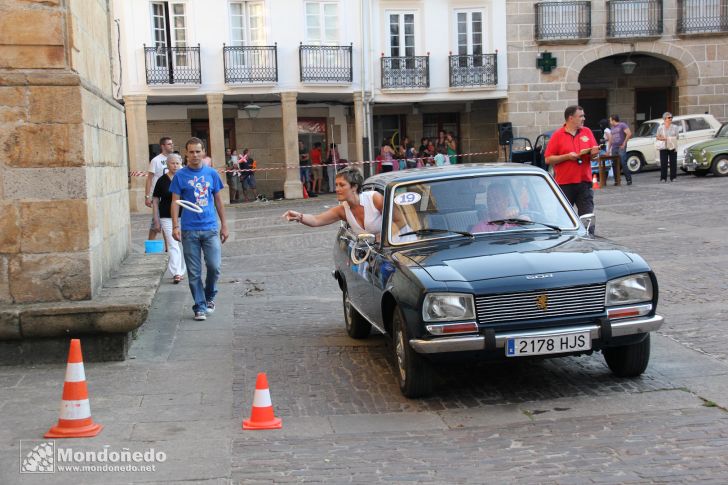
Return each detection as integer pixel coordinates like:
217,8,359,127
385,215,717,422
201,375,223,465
717,124,728,138
685,117,711,132
388,174,577,244
635,122,659,137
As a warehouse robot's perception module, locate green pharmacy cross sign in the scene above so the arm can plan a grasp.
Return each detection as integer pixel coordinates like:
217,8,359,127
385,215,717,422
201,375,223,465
537,52,557,73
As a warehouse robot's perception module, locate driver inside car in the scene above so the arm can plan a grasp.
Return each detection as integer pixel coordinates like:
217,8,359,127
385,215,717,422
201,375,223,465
470,182,530,233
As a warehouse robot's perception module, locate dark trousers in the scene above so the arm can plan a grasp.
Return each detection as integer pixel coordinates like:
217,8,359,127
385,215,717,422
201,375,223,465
560,182,595,234
659,149,677,181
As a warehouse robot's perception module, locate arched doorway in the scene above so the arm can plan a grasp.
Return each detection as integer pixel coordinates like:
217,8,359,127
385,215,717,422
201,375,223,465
578,54,679,134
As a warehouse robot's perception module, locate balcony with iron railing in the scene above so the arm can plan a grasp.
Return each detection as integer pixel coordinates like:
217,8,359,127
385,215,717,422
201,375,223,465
381,55,429,89
299,43,353,83
534,1,592,43
223,44,278,83
606,0,663,39
143,44,201,85
449,53,498,88
677,0,728,35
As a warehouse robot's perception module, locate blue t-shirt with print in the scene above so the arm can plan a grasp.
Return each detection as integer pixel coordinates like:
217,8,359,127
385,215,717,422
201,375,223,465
169,165,224,231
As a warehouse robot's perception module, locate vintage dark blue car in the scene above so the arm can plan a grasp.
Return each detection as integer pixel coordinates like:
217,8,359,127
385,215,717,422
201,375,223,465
333,164,663,397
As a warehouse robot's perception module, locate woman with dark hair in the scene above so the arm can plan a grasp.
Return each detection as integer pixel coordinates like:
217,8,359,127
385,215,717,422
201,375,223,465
283,167,384,236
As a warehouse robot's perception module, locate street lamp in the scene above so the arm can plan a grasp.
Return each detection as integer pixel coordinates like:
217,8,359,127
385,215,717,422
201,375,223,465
621,58,637,75
242,103,261,119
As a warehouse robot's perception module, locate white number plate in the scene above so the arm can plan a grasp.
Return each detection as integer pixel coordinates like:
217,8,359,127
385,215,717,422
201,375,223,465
506,332,591,357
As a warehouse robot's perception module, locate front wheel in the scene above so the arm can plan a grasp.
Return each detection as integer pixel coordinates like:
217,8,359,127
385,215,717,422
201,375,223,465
626,152,644,173
603,334,651,377
392,306,433,398
342,287,371,339
711,155,728,177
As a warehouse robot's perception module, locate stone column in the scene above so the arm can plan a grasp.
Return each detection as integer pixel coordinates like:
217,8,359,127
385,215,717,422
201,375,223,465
206,93,229,202
353,92,365,165
124,95,149,213
281,92,302,199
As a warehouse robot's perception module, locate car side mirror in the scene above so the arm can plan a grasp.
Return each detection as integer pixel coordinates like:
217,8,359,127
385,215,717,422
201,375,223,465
579,213,595,232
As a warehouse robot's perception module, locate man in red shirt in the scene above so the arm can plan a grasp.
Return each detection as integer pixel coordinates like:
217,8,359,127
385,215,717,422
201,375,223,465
544,105,599,233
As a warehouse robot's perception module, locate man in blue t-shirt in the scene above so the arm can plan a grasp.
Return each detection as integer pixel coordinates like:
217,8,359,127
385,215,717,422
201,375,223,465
171,137,229,321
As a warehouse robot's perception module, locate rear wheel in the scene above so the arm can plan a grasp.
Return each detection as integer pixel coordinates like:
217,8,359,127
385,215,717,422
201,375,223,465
626,152,644,173
711,155,728,177
342,287,371,339
392,306,433,398
603,334,651,377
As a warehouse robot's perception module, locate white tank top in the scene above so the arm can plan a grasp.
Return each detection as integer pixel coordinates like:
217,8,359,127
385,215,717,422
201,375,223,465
343,191,382,235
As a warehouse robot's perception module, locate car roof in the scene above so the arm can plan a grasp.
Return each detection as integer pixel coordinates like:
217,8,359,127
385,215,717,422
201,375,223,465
363,163,546,189
641,113,716,124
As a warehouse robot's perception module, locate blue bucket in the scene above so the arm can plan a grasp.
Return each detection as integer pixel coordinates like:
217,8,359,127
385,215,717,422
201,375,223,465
144,240,164,253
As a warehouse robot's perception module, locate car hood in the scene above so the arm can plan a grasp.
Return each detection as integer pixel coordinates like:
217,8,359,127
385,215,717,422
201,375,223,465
627,136,654,147
689,138,728,152
396,234,634,282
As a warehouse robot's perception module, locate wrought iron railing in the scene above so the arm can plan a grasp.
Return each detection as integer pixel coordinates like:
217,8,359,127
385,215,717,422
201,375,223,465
677,0,728,34
449,53,498,87
299,44,353,82
143,44,201,84
535,1,592,41
381,56,429,89
223,44,278,83
606,0,663,38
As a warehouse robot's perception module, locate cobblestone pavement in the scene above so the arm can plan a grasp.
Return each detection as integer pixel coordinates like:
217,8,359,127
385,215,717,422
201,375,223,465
1,170,727,484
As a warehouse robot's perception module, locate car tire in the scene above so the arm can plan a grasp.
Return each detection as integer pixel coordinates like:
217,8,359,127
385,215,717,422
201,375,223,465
602,333,651,377
710,155,728,177
392,306,433,398
626,152,644,173
342,287,371,339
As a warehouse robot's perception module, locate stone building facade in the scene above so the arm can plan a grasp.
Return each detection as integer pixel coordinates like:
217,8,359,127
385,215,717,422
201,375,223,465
503,0,728,141
0,0,129,313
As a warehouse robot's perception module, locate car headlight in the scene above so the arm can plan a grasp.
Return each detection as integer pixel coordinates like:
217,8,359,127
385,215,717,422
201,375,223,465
605,274,653,306
701,149,707,157
422,293,475,322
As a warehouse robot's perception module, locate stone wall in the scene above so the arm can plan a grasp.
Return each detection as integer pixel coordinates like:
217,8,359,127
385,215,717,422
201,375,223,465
0,0,128,304
504,0,728,141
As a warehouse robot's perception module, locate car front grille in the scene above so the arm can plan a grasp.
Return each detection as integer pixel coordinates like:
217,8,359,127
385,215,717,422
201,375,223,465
475,284,606,324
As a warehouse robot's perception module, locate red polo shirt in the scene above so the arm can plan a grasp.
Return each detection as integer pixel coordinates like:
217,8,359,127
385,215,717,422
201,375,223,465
544,125,597,184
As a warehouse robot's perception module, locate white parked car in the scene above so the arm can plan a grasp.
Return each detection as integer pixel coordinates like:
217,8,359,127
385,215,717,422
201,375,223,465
624,114,721,173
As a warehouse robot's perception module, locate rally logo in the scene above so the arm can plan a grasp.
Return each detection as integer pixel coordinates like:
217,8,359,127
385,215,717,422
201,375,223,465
20,440,55,473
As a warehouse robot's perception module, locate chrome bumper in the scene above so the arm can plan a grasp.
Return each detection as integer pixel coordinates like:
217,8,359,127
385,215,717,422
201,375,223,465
409,314,664,354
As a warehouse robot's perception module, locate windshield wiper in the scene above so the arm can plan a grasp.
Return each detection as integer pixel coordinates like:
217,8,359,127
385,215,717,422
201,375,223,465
487,218,562,232
399,228,474,239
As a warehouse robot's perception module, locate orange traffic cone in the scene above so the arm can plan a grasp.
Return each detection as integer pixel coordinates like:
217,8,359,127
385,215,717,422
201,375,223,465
45,339,103,438
302,184,309,199
592,174,601,190
242,372,282,430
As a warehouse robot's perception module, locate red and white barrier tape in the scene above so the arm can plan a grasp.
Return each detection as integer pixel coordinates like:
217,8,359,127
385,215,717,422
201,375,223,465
128,150,500,177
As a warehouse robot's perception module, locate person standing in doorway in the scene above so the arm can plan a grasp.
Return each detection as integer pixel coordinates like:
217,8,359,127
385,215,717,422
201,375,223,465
656,112,679,182
609,114,633,185
544,105,599,233
298,140,312,195
171,137,229,321
310,142,324,194
145,137,174,242
325,143,340,193
446,132,458,164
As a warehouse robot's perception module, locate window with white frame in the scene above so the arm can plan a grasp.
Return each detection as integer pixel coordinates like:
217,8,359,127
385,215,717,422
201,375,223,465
305,1,339,44
230,1,265,46
387,12,415,59
150,1,189,67
455,9,484,58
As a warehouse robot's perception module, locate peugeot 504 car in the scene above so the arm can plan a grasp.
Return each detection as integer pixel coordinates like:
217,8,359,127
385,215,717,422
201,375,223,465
333,164,663,397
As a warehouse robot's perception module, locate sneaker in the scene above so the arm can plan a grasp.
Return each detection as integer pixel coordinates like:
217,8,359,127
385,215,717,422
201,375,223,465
627,180,633,186
206,301,216,314
194,311,207,321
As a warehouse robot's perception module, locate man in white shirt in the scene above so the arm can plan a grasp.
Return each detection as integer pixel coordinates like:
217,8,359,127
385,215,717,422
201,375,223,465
145,137,174,241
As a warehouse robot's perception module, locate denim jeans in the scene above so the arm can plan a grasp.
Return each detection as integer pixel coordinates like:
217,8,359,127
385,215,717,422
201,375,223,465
612,145,631,182
181,230,221,313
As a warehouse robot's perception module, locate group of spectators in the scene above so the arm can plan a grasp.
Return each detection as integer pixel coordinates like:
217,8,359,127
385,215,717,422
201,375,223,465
299,140,346,195
376,130,459,173
225,148,259,203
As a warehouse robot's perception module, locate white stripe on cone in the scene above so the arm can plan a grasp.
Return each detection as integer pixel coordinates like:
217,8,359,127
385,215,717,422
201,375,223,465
64,362,86,383
252,389,272,408
59,399,91,420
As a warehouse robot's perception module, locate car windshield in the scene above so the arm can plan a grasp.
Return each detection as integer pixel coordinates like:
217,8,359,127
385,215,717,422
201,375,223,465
388,173,577,244
717,124,728,138
635,122,659,137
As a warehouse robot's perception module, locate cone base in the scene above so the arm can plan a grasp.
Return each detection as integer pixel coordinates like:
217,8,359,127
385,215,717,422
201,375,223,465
243,417,282,430
45,422,103,438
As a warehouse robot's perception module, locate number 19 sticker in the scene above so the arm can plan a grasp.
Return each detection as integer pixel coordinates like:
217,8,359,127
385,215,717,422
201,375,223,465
394,192,421,206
